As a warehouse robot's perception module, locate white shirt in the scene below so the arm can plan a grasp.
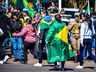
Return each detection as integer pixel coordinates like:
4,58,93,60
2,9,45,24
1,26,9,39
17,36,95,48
80,21,95,46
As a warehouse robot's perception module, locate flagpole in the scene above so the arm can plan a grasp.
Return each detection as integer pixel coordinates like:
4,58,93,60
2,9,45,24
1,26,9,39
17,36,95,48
59,0,62,11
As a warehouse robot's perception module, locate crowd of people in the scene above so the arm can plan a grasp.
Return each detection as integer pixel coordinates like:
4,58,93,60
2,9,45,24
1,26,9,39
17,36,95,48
0,0,96,71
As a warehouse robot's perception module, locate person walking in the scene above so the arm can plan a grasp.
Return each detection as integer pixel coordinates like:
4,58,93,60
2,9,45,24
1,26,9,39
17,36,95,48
75,14,96,69
46,14,74,71
34,11,53,67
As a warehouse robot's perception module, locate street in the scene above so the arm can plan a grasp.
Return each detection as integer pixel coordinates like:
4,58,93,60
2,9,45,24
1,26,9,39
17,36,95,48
0,53,96,72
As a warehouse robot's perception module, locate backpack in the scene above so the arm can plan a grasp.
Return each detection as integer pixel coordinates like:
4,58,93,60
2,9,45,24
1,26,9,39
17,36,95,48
11,20,22,32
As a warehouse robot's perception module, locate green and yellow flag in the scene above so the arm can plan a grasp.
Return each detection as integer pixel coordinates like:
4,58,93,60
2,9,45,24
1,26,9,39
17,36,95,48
23,0,34,18
55,25,75,59
46,20,74,63
11,0,17,5
40,16,53,30
8,0,17,6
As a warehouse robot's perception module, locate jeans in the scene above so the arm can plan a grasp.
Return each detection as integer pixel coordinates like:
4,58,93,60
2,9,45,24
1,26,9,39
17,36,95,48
79,44,84,66
38,29,49,63
93,38,96,51
83,39,94,59
0,47,6,60
11,37,22,59
79,39,96,66
0,36,7,60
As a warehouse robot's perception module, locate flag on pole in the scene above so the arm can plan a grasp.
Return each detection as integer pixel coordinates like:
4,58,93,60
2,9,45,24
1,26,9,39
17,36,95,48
84,0,90,15
23,0,34,18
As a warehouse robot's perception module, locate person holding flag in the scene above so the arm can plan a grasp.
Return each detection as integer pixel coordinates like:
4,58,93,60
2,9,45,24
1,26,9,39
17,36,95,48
45,14,74,71
34,10,53,67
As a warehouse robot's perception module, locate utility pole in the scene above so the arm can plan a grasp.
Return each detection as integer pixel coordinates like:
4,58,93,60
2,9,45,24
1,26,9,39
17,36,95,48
95,0,96,11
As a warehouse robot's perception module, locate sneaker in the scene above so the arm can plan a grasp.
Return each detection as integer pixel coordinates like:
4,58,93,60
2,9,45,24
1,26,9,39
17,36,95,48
3,55,9,63
94,68,96,69
75,65,84,69
34,63,42,67
0,60,4,64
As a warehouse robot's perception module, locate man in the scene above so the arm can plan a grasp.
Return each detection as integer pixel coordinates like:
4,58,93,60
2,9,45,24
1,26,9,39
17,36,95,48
68,13,81,62
92,12,96,57
45,14,74,71
0,5,11,64
34,11,53,67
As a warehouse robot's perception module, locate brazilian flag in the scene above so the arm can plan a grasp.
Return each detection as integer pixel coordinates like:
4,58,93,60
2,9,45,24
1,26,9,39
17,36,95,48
46,20,74,63
23,0,34,18
40,16,53,30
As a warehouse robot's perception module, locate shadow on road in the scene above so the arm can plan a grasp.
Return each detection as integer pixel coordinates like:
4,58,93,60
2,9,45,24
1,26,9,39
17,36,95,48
84,67,95,70
49,68,74,71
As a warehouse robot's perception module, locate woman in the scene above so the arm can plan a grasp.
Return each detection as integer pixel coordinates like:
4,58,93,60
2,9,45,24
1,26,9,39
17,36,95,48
12,18,37,64
76,14,96,69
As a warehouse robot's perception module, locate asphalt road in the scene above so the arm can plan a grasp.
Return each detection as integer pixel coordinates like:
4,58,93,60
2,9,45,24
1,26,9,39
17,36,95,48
0,62,96,72
0,53,96,72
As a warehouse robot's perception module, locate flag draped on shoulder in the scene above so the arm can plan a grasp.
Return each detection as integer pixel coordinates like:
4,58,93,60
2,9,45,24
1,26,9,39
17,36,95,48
55,22,75,60
23,0,34,18
46,20,74,63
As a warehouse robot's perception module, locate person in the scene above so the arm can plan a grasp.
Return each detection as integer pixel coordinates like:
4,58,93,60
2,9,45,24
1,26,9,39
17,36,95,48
75,14,96,69
68,13,81,62
45,14,74,71
12,18,37,64
92,12,96,57
10,12,23,63
0,6,11,64
48,1,58,14
35,0,40,12
34,11,53,67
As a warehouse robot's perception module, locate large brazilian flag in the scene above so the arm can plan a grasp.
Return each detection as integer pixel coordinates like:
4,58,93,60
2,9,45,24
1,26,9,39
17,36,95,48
46,20,74,63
